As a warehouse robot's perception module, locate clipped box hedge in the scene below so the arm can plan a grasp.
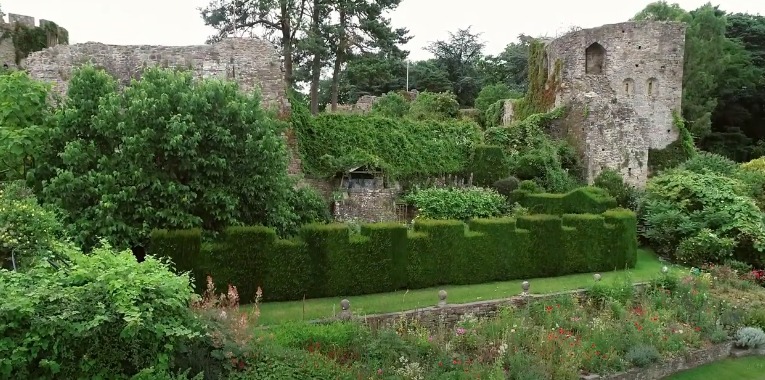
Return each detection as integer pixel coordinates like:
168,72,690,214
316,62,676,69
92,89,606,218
149,208,637,303
510,186,618,215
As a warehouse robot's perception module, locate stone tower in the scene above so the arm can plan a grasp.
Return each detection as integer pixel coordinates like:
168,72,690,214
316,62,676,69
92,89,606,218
544,21,686,187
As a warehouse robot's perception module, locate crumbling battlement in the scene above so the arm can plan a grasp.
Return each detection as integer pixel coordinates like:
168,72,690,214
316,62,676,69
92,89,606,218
0,12,69,67
544,21,686,188
23,37,290,116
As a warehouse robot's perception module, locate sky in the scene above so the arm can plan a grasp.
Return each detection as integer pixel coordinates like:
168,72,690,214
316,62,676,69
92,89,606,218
1,0,764,62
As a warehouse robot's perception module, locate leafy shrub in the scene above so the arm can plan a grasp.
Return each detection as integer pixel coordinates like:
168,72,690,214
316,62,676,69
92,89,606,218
0,70,50,181
474,84,515,115
406,187,506,220
469,145,509,187
737,159,765,210
371,91,410,118
741,157,765,172
734,327,765,349
0,243,210,379
518,180,543,193
676,229,737,266
34,65,296,250
679,151,738,176
594,169,638,209
625,344,660,367
408,91,460,121
0,181,64,269
491,176,520,197
641,169,765,265
282,186,330,236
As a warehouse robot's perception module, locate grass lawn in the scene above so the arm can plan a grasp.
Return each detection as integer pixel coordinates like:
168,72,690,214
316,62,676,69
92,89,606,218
664,356,765,379
256,249,677,325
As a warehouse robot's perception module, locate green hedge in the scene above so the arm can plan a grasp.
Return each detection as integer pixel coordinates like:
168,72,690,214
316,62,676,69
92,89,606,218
149,209,637,303
509,186,617,214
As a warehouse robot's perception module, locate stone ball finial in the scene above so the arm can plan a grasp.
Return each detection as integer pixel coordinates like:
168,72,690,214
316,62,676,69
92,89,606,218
437,289,447,307
340,299,350,310
593,273,602,282
661,266,669,274
521,281,530,293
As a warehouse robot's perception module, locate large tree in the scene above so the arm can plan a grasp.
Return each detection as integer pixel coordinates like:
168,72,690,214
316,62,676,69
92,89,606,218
201,0,309,87
633,2,760,151
31,66,296,251
425,27,485,107
325,0,410,111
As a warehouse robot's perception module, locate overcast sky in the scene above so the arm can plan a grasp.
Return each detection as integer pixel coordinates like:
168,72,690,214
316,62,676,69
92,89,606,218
1,0,763,61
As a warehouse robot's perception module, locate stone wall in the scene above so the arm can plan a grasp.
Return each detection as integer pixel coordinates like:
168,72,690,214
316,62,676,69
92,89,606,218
545,21,686,187
333,189,398,223
23,37,289,116
325,90,419,114
0,12,68,67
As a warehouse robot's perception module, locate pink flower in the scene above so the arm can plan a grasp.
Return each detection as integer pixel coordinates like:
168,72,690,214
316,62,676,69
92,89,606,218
456,327,466,336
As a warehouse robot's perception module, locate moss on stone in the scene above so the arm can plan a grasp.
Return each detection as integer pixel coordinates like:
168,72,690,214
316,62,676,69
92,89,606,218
513,40,562,121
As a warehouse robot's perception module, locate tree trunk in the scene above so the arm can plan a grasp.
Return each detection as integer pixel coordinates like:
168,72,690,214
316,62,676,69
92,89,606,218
330,6,347,111
280,1,296,87
309,0,322,114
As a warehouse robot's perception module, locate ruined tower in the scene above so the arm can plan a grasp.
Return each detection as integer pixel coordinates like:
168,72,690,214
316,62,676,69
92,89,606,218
544,21,686,187
0,12,68,67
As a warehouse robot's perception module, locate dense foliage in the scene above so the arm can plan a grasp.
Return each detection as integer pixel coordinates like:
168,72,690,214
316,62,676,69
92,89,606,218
408,91,461,121
641,168,765,266
30,66,298,250
485,108,582,192
0,181,64,270
404,187,506,220
370,91,410,118
0,244,209,379
294,112,482,179
0,71,50,181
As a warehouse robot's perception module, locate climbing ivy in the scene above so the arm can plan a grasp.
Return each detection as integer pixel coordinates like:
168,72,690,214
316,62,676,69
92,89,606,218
294,113,482,179
512,40,562,121
1,21,68,64
647,111,697,173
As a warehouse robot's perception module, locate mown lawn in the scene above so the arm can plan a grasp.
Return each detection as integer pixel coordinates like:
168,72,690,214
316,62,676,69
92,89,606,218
254,249,678,325
664,356,765,379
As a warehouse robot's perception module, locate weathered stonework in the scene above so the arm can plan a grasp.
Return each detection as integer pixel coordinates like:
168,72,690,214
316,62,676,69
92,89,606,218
333,189,398,223
23,37,289,115
325,90,419,113
544,21,686,187
0,12,68,67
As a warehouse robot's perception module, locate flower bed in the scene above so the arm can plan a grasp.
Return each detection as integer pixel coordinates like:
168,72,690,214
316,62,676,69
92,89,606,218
227,269,764,379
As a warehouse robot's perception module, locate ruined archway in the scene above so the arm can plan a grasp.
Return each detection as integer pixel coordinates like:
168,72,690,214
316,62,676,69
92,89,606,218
585,42,606,75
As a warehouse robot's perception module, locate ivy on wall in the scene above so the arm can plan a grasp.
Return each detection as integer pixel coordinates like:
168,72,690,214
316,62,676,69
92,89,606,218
512,40,562,122
293,113,483,180
648,111,697,173
1,21,68,64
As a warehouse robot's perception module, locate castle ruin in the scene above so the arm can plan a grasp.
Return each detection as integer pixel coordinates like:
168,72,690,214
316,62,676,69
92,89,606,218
23,38,290,116
506,21,686,188
0,12,68,67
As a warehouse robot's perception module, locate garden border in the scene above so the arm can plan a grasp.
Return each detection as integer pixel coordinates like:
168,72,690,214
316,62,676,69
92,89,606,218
316,282,651,329
306,281,765,379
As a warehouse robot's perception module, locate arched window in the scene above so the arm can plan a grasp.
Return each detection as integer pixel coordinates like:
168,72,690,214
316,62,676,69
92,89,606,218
585,42,606,75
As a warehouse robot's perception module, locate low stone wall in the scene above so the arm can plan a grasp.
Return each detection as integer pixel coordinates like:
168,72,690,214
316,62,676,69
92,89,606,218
324,282,651,329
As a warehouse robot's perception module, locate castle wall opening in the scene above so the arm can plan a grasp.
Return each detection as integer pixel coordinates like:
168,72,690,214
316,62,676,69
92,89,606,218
585,42,606,74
